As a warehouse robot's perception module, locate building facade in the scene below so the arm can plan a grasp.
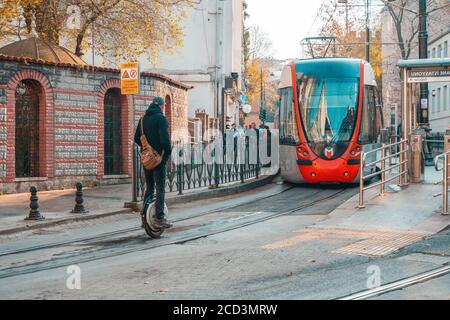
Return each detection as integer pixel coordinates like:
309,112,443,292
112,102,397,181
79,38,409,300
428,29,450,133
0,38,189,194
145,0,244,132
381,0,450,129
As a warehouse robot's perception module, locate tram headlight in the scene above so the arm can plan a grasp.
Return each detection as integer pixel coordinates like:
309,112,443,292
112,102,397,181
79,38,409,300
297,145,310,160
349,144,362,159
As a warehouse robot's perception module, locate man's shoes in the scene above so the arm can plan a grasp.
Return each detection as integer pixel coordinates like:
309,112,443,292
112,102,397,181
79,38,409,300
140,213,146,228
152,216,173,229
144,196,155,206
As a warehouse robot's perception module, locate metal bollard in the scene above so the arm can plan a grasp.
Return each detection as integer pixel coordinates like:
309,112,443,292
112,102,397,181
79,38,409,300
358,151,365,209
443,153,448,215
71,182,88,214
380,144,386,196
25,186,45,220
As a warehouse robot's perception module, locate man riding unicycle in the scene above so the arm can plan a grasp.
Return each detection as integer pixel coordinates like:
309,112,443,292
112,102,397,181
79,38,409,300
134,96,173,230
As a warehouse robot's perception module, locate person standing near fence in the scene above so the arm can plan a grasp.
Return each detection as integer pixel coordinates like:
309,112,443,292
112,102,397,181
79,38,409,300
134,96,173,229
425,128,433,154
263,125,272,168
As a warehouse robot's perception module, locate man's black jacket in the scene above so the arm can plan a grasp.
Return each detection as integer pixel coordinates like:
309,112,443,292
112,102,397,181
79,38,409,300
134,104,172,162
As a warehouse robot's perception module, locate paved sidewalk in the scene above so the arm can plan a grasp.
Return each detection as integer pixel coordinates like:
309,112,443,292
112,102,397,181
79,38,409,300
306,165,449,257
312,168,448,235
0,175,275,235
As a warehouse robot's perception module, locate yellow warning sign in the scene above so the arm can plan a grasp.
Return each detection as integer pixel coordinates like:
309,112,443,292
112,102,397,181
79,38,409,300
119,62,139,95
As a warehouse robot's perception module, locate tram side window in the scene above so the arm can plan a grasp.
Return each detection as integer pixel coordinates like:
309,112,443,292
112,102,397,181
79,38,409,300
375,88,384,140
359,86,376,144
279,87,299,144
279,89,286,137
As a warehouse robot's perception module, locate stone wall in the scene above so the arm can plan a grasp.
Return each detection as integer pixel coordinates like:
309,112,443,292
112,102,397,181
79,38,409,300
0,57,189,194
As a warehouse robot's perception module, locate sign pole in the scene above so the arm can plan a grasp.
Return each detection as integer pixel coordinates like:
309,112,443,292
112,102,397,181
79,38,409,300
418,0,429,127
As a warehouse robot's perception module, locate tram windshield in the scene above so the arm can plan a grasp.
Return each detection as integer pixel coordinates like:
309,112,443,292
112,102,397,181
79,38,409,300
298,76,359,158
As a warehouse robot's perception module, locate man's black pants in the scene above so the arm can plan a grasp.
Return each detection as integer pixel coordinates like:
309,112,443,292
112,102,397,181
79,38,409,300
143,162,166,219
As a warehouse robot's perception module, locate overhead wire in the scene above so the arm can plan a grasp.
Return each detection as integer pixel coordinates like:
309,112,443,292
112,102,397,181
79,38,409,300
307,0,328,37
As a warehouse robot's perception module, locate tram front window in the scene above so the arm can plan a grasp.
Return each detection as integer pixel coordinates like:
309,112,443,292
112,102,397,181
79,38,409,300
299,77,359,159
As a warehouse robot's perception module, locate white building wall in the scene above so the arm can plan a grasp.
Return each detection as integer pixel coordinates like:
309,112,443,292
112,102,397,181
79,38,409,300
428,31,450,133
142,0,243,121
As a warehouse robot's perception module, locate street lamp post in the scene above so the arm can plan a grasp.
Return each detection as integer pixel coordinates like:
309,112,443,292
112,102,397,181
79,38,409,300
365,0,371,63
260,67,264,125
418,0,429,126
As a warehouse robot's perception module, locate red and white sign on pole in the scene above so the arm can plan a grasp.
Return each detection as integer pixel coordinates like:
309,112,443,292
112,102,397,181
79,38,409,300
119,62,139,95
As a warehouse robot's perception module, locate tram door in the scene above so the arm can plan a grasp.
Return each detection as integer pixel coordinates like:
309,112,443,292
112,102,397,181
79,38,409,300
104,88,123,175
15,80,40,177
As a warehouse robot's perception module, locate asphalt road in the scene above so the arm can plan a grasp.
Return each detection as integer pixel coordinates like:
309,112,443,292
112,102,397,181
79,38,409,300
0,180,448,300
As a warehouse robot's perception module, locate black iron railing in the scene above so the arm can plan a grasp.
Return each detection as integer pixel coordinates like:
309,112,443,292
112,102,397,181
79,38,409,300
425,132,445,157
131,133,262,204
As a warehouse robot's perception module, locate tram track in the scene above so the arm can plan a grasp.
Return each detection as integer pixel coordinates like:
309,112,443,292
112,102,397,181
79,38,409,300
0,185,296,258
0,187,350,280
338,264,450,300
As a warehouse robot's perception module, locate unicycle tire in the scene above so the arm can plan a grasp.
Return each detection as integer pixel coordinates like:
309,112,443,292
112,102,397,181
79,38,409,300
143,202,168,239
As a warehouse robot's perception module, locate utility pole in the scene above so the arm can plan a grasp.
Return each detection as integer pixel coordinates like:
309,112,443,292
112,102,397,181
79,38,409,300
345,2,349,35
260,67,265,126
213,0,223,132
418,0,429,126
337,0,350,35
365,0,370,63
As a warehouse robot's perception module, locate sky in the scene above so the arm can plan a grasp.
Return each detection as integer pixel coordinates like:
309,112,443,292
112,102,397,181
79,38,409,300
245,0,325,60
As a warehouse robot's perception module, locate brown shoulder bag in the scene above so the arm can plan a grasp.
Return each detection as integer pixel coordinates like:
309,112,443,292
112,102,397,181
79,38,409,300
140,117,163,170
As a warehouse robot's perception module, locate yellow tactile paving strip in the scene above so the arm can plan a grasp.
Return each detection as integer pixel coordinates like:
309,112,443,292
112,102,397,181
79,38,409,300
262,228,428,257
332,231,428,257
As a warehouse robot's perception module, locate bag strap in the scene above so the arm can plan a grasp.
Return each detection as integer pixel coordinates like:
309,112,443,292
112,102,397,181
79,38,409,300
140,115,165,157
140,116,144,137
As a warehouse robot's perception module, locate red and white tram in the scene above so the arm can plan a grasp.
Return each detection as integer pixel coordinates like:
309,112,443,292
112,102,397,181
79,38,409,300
279,58,383,183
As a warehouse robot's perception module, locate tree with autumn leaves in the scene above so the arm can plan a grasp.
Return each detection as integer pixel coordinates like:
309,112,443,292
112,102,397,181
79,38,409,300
313,2,383,87
0,0,192,64
243,24,279,120
245,58,278,114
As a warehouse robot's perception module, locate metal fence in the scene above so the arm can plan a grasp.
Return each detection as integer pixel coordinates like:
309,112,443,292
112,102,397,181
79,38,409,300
131,133,263,204
434,151,449,215
358,139,409,208
425,132,445,157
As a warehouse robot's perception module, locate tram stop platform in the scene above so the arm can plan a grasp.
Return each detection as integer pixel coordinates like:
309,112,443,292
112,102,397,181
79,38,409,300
312,166,449,240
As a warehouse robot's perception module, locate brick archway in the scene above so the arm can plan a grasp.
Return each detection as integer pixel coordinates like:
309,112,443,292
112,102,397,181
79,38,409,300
5,69,54,181
97,79,132,177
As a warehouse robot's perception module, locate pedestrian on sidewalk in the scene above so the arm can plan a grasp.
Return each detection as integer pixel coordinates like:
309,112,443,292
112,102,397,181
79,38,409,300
134,96,173,229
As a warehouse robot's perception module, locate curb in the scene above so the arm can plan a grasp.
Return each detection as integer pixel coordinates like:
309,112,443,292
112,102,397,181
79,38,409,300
165,174,276,206
0,209,133,236
0,175,276,236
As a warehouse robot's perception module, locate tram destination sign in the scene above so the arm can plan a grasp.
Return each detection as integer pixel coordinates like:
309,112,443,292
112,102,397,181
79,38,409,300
407,68,450,83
